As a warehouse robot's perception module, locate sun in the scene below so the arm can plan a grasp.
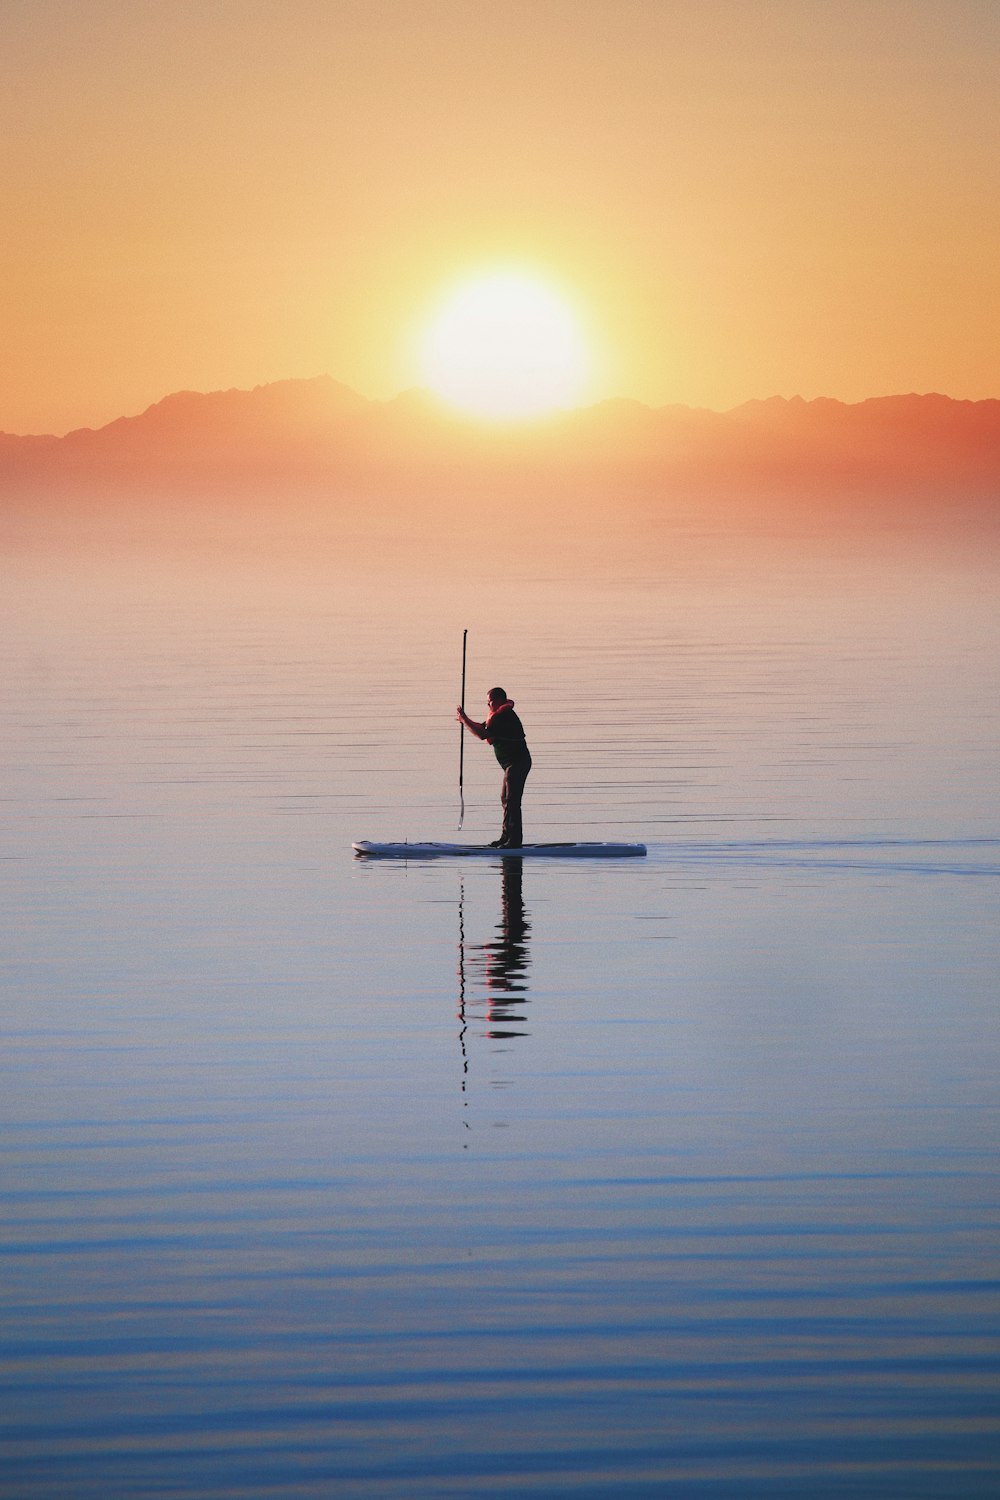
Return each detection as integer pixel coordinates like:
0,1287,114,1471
418,270,589,421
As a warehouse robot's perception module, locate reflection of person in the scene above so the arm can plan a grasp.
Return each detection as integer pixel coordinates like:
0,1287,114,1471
456,688,531,848
464,857,531,1039
482,856,530,994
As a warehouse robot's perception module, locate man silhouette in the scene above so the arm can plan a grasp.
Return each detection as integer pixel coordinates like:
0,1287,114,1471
456,687,531,847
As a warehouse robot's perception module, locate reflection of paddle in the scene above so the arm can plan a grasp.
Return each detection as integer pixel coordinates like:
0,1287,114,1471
458,628,468,829
457,874,469,1127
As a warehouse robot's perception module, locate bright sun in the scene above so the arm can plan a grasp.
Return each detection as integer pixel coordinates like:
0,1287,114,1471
419,271,589,421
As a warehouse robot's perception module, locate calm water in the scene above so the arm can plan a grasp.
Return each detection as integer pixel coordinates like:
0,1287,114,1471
2,501,999,1497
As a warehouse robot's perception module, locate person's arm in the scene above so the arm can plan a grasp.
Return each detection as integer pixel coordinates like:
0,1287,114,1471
456,706,487,738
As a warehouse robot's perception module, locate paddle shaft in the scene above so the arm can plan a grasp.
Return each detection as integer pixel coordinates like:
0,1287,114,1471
458,629,468,824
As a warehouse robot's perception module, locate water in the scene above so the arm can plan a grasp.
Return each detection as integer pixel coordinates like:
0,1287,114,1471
2,497,999,1497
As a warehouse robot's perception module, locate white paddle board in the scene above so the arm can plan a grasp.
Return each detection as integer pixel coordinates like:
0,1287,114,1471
353,840,646,859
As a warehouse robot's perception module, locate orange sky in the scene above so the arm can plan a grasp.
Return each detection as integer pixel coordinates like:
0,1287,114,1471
3,0,999,435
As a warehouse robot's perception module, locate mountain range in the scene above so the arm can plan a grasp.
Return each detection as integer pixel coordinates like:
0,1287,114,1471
3,377,999,498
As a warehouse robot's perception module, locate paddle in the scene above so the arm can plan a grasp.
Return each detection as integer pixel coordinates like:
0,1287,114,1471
458,628,468,829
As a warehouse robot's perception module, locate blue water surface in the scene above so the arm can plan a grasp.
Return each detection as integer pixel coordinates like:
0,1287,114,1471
2,512,998,1497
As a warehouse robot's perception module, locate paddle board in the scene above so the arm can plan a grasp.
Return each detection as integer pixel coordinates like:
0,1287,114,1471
353,840,647,859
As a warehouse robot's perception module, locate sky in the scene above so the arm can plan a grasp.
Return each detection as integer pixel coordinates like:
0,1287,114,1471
3,0,999,434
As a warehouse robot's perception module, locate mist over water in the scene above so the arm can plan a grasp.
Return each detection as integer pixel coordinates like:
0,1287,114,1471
3,489,999,1497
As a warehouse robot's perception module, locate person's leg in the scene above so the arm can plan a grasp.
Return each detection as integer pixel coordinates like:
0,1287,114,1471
501,755,530,846
498,769,510,844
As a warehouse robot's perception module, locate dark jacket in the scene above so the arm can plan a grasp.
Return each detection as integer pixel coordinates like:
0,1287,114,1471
485,702,529,770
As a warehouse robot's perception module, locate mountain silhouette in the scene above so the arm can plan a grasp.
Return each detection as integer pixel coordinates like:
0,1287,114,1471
2,378,999,502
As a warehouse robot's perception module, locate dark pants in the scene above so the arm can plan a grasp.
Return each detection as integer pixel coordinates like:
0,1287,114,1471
501,753,531,845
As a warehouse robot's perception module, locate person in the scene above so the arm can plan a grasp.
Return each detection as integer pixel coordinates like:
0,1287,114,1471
456,688,531,847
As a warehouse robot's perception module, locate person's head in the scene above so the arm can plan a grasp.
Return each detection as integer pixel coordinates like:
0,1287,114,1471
487,687,509,710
